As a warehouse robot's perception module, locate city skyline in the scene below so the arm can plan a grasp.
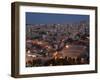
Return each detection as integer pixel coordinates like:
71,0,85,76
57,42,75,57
26,12,90,67
26,12,89,25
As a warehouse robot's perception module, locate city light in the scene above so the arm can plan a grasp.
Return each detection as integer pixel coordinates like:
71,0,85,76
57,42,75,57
27,50,31,54
26,22,89,67
65,45,69,48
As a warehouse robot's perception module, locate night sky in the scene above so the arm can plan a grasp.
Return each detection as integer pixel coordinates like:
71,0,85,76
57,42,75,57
26,12,89,24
